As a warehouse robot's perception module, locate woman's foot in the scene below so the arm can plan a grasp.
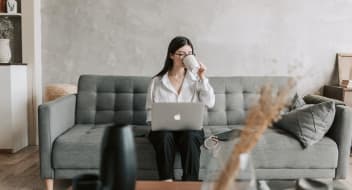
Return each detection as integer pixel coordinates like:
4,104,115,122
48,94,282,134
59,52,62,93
162,179,173,182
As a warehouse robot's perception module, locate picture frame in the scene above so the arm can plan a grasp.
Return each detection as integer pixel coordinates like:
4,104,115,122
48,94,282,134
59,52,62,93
337,53,352,85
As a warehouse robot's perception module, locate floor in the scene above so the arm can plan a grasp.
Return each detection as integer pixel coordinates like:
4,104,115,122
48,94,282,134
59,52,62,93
0,146,352,190
0,146,69,190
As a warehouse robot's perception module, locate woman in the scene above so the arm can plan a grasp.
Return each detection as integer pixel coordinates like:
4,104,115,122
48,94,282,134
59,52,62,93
145,36,215,181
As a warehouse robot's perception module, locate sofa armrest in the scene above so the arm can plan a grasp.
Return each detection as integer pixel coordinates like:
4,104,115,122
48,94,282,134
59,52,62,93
326,105,352,179
38,94,77,179
303,94,345,105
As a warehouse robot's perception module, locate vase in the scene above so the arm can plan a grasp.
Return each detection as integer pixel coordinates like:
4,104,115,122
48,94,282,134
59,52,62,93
100,124,136,190
6,0,17,14
0,39,11,63
201,138,257,190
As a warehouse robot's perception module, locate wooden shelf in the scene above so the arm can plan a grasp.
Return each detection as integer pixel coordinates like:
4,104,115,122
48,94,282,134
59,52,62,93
0,13,21,16
0,6,23,63
0,63,27,66
324,85,352,106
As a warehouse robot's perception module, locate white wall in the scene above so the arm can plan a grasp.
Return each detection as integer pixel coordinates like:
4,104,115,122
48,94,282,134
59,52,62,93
42,0,352,95
23,0,42,145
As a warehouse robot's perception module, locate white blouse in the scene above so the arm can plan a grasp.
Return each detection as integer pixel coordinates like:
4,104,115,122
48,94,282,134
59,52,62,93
146,71,215,123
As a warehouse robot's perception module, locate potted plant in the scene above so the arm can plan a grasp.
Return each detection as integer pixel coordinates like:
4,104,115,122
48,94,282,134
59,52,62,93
0,17,14,63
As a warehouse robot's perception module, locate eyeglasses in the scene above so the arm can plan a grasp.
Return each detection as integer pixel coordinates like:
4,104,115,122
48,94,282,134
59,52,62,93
174,51,194,58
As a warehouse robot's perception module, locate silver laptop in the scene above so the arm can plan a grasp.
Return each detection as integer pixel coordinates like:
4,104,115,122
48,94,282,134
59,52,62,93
151,103,205,131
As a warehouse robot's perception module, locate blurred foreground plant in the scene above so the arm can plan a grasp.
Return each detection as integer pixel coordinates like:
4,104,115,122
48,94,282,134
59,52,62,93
214,80,294,190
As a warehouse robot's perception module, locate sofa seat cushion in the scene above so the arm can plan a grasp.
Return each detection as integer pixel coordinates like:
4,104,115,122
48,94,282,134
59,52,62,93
53,124,103,169
253,128,338,169
53,124,150,169
199,128,338,175
53,125,338,171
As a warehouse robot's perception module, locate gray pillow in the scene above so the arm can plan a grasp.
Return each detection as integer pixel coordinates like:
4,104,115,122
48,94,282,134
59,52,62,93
276,101,336,148
290,93,306,110
281,94,305,114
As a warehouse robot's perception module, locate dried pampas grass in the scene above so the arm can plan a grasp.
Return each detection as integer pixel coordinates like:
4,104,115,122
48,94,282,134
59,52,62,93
214,81,294,190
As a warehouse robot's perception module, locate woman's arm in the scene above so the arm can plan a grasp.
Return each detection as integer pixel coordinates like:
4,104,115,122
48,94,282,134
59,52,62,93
197,62,215,108
198,78,215,108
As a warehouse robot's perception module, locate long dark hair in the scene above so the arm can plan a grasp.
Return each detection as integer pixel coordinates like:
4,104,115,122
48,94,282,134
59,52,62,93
154,36,194,78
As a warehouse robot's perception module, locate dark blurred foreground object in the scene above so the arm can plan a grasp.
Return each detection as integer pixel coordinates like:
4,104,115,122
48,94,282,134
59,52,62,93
100,124,137,190
72,174,101,190
73,125,137,190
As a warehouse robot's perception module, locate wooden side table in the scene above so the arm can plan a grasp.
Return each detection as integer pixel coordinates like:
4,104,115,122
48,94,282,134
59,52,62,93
136,181,201,190
323,85,352,106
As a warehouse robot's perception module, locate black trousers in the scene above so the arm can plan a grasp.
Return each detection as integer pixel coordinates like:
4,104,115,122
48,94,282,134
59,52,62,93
148,130,205,181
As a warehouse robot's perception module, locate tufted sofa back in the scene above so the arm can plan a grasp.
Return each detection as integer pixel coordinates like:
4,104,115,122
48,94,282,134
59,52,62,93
76,75,294,126
205,77,294,126
76,75,150,125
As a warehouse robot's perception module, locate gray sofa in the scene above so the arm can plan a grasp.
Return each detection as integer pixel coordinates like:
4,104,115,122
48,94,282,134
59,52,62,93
39,75,352,181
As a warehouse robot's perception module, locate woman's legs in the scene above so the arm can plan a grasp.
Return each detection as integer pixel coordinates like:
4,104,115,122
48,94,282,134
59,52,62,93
175,130,204,181
149,131,175,180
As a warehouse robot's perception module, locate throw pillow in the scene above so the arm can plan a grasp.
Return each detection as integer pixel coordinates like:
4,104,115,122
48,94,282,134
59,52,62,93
290,93,306,110
281,94,305,114
275,101,336,148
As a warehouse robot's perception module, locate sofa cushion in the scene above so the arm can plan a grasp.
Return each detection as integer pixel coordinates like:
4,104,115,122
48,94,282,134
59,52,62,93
199,128,338,172
75,75,295,127
53,125,338,174
275,101,336,147
53,124,150,169
208,77,295,126
76,76,150,125
53,124,102,169
137,127,338,171
53,124,237,170
252,128,338,169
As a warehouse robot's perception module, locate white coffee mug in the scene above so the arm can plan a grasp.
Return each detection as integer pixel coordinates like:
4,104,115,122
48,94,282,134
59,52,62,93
183,55,200,73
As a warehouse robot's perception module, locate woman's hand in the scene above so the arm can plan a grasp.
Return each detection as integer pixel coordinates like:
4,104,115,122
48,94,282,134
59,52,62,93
198,61,207,80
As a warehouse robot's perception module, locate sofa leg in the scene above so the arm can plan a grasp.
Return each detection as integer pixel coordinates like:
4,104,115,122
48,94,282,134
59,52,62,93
45,179,54,190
